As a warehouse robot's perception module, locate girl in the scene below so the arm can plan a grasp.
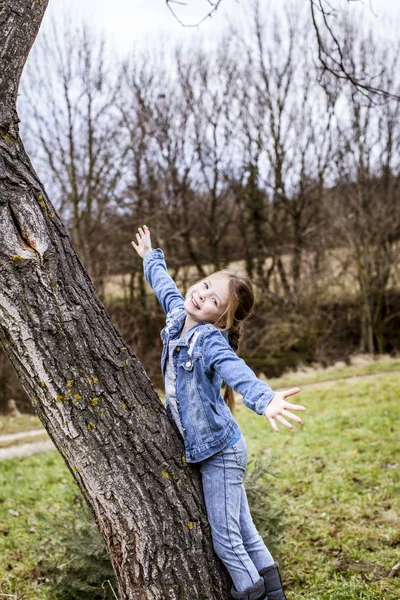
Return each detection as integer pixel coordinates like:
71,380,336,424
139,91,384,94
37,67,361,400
132,226,305,600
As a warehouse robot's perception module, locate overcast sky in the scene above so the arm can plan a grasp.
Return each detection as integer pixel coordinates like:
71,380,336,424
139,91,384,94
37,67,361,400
37,0,400,57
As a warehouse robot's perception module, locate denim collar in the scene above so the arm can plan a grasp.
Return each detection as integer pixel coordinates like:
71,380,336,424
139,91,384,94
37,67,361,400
170,308,230,345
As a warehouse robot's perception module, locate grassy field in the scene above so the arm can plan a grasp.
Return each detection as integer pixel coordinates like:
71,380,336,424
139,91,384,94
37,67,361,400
238,367,400,600
0,362,399,599
0,414,42,436
265,355,400,390
0,453,79,599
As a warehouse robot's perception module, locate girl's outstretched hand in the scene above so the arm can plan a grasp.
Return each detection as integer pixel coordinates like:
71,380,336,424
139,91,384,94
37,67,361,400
131,225,152,258
263,388,305,432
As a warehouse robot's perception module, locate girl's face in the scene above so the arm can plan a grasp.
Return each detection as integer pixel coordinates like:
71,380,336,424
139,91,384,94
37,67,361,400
184,272,231,325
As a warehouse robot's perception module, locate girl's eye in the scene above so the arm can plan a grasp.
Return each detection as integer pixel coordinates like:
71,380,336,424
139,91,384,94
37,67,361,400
212,299,218,306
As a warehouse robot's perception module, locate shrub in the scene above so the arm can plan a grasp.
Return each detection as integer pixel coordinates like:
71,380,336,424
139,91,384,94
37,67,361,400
39,495,118,600
244,455,285,558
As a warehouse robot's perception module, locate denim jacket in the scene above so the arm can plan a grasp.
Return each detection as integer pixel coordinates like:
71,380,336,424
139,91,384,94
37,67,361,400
143,248,275,463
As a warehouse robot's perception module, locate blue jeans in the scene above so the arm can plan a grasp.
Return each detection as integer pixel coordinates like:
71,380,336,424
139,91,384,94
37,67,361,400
199,434,275,593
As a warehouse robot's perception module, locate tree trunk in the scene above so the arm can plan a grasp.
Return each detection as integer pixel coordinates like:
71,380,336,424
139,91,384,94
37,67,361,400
0,2,230,598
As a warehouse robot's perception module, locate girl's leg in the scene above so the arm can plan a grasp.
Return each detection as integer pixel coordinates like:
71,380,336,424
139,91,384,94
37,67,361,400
199,441,264,595
239,481,275,571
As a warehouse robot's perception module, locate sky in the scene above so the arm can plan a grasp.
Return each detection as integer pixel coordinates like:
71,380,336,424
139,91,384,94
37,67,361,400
37,0,400,58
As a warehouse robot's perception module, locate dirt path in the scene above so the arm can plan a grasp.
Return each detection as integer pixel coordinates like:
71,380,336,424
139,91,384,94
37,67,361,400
0,438,55,461
284,368,400,389
0,428,47,445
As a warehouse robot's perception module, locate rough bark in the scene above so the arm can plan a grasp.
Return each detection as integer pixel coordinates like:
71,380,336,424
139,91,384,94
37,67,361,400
0,1,231,598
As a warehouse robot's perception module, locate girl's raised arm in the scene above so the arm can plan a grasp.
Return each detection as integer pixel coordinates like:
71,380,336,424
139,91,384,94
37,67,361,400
131,226,185,316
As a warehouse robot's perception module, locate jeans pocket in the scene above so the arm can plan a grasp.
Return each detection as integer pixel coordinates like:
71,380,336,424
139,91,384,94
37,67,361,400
231,436,248,468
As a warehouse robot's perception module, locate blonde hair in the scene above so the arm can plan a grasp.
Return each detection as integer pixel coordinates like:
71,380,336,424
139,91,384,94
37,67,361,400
213,268,255,413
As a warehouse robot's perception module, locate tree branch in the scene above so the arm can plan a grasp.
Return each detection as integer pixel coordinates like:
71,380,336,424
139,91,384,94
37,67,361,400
310,0,400,100
165,0,223,28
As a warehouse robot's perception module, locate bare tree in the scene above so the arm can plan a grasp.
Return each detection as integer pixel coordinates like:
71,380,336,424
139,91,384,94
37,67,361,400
329,33,400,353
0,2,232,598
234,3,336,298
120,49,206,277
19,18,126,297
177,41,240,270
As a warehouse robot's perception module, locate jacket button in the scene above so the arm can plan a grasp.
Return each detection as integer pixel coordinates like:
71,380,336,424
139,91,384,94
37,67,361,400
175,347,181,352
176,399,180,405
182,428,186,432
185,361,191,368
190,453,195,459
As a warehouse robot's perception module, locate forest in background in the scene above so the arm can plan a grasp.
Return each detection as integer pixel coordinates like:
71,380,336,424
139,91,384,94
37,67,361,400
1,2,399,412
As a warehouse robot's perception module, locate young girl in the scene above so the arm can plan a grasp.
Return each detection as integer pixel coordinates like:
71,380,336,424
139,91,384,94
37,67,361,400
132,226,305,600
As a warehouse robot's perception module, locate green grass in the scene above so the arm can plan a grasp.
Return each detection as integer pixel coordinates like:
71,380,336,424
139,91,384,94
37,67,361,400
265,356,400,389
0,414,42,436
0,453,79,599
1,364,400,598
235,370,400,599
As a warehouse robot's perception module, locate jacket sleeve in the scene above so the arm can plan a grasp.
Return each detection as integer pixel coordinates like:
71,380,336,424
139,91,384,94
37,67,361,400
202,328,275,415
143,248,185,316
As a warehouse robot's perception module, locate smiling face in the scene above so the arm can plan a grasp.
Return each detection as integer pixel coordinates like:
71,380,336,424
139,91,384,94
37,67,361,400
184,272,232,325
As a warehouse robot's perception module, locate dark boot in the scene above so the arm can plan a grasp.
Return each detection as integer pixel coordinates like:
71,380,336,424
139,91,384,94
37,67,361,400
259,562,287,600
231,576,267,600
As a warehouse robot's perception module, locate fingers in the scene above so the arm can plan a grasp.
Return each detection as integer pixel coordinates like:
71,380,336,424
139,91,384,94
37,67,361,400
282,409,303,424
268,413,300,432
276,415,293,429
283,387,300,398
265,396,306,432
268,417,279,433
132,225,150,246
284,402,306,411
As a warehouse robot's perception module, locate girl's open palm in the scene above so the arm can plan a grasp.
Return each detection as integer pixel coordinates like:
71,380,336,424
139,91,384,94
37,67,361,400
131,225,152,258
263,388,305,432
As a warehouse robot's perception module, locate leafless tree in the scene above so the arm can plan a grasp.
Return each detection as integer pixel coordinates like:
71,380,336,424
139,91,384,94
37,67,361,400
122,48,206,277
19,18,126,297
328,31,400,353
177,40,240,270
234,3,336,298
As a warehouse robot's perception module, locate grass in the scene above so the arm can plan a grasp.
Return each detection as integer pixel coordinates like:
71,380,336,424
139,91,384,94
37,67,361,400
1,362,400,598
236,369,400,599
0,414,42,436
0,453,80,599
265,355,400,390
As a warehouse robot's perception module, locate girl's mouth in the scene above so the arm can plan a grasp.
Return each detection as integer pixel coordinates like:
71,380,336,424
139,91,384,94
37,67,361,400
191,296,200,309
